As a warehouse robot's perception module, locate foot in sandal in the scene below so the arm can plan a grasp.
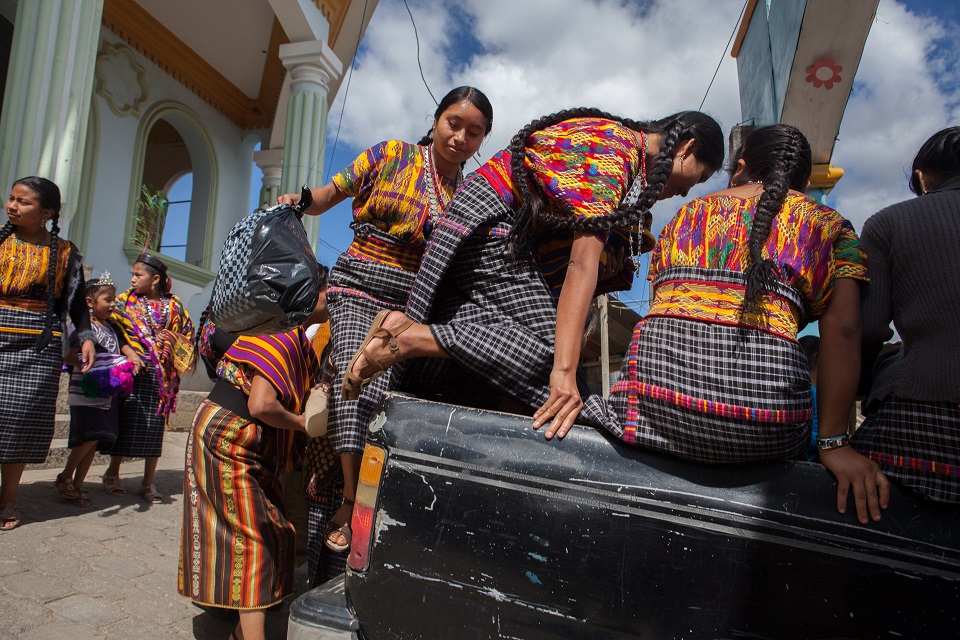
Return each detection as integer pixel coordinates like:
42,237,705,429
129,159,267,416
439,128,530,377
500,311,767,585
0,503,20,530
341,310,414,400
102,474,125,496
139,484,163,504
324,498,355,552
55,473,82,499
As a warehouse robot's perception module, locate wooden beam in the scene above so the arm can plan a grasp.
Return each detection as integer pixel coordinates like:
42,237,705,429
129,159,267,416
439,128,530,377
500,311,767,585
731,0,759,58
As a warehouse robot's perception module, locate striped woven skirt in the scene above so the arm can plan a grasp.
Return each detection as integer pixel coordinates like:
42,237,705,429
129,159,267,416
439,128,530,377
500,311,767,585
0,307,64,464
178,399,295,610
851,396,960,503
109,361,165,458
603,314,812,464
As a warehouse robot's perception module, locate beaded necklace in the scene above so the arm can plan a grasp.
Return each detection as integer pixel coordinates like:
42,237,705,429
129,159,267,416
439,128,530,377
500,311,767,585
620,131,648,261
422,143,463,218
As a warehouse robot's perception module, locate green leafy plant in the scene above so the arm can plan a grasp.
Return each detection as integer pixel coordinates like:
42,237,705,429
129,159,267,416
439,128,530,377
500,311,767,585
131,185,169,251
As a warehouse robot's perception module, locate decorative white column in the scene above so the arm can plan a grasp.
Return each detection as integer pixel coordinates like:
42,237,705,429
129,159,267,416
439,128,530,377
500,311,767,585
0,0,104,234
278,39,342,252
253,148,284,210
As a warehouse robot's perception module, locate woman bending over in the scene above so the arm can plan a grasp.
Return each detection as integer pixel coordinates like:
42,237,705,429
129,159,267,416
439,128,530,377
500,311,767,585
341,108,723,441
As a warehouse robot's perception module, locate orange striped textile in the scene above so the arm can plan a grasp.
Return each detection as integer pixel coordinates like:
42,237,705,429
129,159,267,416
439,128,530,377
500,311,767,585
178,399,296,610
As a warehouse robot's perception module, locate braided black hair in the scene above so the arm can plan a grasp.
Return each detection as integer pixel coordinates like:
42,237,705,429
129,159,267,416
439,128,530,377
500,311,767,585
416,86,494,146
507,109,724,259
735,125,812,310
909,126,960,195
5,177,63,351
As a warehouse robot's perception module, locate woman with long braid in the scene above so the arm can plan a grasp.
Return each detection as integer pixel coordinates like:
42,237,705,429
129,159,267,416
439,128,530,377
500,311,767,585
0,177,95,530
340,109,723,437
277,86,493,555
605,124,889,524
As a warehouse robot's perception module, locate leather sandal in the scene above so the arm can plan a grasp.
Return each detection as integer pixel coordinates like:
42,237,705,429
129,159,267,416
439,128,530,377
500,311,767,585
102,474,126,496
324,498,355,552
55,473,82,499
341,310,414,401
139,484,163,504
0,503,20,531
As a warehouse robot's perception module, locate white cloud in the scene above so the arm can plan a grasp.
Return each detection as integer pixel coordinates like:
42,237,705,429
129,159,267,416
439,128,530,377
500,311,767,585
321,0,959,253
828,0,960,229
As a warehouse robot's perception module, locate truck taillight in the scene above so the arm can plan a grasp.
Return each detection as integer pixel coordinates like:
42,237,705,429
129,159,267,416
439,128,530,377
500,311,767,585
348,443,386,571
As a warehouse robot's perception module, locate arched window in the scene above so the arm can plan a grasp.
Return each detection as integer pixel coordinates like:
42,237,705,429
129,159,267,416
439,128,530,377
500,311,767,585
159,172,193,263
125,102,218,286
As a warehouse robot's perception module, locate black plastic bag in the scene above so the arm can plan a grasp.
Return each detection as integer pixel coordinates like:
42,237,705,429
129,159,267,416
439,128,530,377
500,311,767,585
209,186,320,335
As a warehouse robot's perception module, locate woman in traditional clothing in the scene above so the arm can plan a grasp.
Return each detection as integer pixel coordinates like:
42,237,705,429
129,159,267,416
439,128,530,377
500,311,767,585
277,86,493,554
601,124,888,524
852,127,960,504
178,285,329,640
0,176,95,530
339,108,723,435
104,253,193,503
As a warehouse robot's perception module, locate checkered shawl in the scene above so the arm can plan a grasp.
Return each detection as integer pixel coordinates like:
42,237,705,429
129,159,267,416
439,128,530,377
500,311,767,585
852,396,960,503
401,176,608,417
603,269,812,463
0,306,63,463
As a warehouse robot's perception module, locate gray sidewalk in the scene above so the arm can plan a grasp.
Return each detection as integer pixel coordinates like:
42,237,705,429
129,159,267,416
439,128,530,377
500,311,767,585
1,430,306,640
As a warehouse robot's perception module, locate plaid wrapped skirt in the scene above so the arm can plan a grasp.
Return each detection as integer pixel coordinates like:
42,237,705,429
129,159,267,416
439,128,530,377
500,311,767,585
852,396,960,503
109,361,165,458
0,307,64,464
326,226,418,457
401,176,603,415
604,312,812,463
178,399,295,610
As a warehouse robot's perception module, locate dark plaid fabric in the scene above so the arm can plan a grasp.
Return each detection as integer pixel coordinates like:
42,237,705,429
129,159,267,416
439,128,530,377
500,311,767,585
603,312,812,464
304,437,348,586
109,361,165,458
69,398,119,449
852,396,960,503
326,246,415,456
401,176,584,414
0,306,63,463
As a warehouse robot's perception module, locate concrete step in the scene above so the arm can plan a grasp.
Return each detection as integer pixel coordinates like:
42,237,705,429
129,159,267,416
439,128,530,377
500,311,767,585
38,381,207,471
28,438,116,471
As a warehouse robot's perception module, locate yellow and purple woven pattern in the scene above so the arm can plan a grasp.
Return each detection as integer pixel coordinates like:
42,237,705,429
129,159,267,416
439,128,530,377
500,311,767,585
650,192,868,319
476,117,641,219
648,278,802,340
333,140,458,257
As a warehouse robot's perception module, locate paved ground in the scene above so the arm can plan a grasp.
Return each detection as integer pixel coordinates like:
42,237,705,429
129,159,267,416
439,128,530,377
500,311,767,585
1,430,311,640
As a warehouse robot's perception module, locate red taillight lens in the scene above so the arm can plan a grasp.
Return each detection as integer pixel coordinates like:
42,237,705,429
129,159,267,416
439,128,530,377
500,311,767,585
348,443,386,571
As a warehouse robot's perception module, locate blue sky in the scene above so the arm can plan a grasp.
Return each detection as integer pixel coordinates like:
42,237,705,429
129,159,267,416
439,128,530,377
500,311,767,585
251,0,960,316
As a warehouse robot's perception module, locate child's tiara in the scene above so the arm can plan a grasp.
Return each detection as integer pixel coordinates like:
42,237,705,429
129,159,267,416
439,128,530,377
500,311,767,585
93,271,115,287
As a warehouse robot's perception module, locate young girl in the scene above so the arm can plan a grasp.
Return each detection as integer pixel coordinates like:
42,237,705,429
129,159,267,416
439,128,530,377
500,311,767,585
0,177,95,530
104,253,193,504
55,273,138,507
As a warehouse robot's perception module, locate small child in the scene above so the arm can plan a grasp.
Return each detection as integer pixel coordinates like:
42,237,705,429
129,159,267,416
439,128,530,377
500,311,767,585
55,273,138,507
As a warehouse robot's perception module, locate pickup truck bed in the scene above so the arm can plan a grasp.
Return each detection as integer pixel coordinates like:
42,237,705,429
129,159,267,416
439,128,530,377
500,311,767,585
290,393,960,639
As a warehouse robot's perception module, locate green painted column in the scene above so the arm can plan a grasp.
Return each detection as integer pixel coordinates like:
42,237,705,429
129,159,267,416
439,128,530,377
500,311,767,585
279,39,342,253
0,0,104,235
253,148,283,211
